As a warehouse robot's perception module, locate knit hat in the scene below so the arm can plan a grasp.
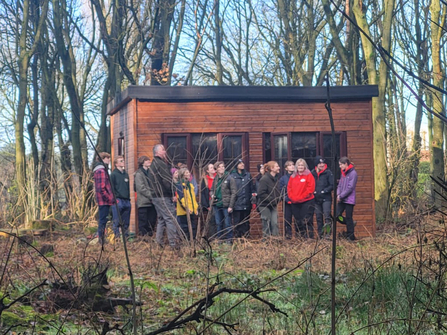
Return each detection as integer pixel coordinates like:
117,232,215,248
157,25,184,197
315,156,325,166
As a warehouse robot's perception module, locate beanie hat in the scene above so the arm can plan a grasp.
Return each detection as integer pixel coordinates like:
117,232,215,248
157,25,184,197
315,156,325,166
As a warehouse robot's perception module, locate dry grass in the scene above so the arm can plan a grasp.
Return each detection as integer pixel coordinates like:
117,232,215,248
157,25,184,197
1,214,445,333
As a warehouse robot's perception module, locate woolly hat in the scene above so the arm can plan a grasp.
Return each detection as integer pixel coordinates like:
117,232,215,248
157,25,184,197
314,156,326,166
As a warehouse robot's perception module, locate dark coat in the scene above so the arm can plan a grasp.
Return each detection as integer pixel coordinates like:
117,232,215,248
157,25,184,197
279,172,293,203
311,165,334,203
110,168,130,200
230,169,255,211
257,173,281,209
148,156,173,198
134,167,153,208
211,172,237,208
200,178,211,209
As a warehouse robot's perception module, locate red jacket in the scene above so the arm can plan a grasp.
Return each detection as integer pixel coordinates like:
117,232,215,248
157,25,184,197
287,170,315,203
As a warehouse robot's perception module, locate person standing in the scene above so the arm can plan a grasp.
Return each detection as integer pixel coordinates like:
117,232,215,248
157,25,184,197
287,159,316,239
279,161,295,239
211,161,237,242
337,156,358,241
311,156,334,238
148,144,179,248
93,152,114,244
110,155,131,239
200,163,217,238
176,167,198,241
134,156,157,237
230,159,255,238
257,161,281,237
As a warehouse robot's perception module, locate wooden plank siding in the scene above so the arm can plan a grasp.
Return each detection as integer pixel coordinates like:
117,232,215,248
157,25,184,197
110,97,375,238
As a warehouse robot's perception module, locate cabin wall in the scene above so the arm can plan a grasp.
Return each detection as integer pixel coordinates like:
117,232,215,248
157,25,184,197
120,100,375,238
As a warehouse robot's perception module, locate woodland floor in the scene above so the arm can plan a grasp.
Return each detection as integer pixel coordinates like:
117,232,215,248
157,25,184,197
0,213,446,334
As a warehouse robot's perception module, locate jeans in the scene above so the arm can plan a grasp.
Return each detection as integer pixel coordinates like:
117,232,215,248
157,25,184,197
259,206,278,237
291,199,315,238
153,197,178,247
233,209,251,238
111,198,131,238
213,206,233,240
283,202,293,239
137,206,157,236
97,205,111,239
315,200,332,237
337,203,355,238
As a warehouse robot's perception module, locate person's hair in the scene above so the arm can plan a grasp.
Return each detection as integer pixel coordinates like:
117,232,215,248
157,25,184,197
284,160,294,168
257,164,264,172
153,144,164,156
114,155,124,166
339,156,351,165
138,155,150,167
204,163,214,175
264,161,278,173
295,158,308,170
177,163,187,169
214,161,225,170
178,167,189,181
96,152,110,162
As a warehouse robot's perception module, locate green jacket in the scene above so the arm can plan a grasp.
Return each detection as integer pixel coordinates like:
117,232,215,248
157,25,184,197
211,172,237,208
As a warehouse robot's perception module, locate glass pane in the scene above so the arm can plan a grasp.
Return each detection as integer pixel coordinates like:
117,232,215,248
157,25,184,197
273,134,288,172
166,136,188,166
323,134,341,178
192,133,218,168
264,132,271,163
291,133,317,170
222,135,242,171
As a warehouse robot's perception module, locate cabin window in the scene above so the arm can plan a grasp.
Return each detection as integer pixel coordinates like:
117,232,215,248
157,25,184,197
118,135,125,158
264,132,346,173
163,133,248,170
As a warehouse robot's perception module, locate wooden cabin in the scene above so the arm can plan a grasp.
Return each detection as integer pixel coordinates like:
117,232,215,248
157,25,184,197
107,85,378,238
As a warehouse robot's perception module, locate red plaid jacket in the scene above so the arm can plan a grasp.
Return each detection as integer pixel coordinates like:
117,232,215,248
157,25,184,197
94,165,114,206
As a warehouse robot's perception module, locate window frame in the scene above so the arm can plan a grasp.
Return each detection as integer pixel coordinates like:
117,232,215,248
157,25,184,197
265,131,347,169
163,132,249,170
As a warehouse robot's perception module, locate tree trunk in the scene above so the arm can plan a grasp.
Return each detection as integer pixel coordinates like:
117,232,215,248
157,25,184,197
352,0,392,220
429,0,445,207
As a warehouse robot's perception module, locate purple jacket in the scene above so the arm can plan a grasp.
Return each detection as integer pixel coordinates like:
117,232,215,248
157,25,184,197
337,165,358,205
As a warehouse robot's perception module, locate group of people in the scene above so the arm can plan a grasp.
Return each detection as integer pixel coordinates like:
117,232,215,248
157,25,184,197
93,143,358,247
257,156,358,241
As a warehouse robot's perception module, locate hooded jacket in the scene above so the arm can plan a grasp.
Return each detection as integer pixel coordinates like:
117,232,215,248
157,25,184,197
337,164,358,205
257,173,281,209
287,169,315,204
230,169,255,211
311,164,334,203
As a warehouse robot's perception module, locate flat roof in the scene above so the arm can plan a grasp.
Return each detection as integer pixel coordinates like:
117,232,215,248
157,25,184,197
107,85,379,115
